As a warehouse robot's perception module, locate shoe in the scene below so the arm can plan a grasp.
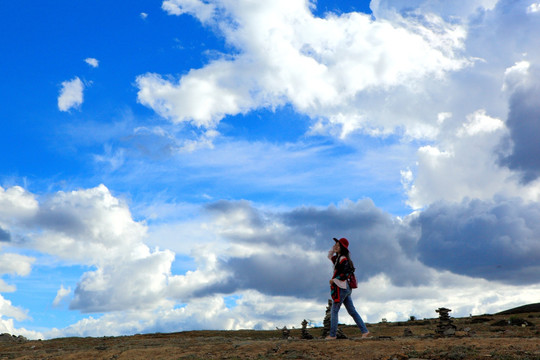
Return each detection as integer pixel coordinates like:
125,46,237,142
361,332,372,339
325,336,337,340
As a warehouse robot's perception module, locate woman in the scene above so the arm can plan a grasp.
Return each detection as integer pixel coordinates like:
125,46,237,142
326,237,370,339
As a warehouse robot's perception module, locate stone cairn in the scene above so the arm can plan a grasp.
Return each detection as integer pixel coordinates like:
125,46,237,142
321,299,347,339
278,326,291,339
301,319,314,339
435,307,456,336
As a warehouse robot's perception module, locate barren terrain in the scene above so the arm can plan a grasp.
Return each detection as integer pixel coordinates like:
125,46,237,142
1,308,540,359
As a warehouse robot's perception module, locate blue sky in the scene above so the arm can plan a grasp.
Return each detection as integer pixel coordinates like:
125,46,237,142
2,0,540,339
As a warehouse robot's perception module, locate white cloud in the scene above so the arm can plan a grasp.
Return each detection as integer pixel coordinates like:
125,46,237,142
137,0,468,138
457,109,504,136
398,0,540,208
0,185,38,222
0,314,43,340
70,249,175,312
0,253,34,277
0,279,15,293
84,58,99,68
527,2,540,13
502,61,530,92
402,108,540,209
0,294,29,323
31,185,148,264
0,185,177,314
52,285,71,307
58,77,84,112
162,0,216,22
140,12,148,20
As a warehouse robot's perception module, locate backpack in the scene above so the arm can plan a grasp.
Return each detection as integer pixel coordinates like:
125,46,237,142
348,271,358,289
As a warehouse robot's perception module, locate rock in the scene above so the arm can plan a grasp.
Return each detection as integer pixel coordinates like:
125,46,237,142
443,327,456,336
0,333,28,343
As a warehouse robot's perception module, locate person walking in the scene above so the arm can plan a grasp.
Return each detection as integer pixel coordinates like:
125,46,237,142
326,237,370,339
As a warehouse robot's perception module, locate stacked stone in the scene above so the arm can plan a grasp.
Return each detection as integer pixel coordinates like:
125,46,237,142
321,299,347,339
435,307,456,336
301,319,314,339
279,326,290,339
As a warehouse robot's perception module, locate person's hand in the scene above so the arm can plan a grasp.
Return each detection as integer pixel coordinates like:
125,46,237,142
329,279,334,285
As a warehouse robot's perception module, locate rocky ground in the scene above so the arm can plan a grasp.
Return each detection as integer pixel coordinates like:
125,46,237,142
1,309,540,359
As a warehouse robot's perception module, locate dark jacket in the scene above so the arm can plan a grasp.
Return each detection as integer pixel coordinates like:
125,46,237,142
330,255,354,302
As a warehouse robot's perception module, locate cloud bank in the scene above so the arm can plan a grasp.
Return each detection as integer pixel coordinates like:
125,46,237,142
3,184,540,338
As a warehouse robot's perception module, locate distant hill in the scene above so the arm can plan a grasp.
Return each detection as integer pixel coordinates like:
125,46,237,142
496,303,540,315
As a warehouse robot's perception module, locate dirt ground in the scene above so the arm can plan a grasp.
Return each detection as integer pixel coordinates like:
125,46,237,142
2,312,540,359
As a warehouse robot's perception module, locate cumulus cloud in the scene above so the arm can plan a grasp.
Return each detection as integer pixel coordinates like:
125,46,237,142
137,0,468,138
0,185,38,222
29,186,177,313
403,109,514,208
52,285,71,307
84,58,99,68
31,185,148,264
498,64,540,183
0,296,42,339
0,185,177,314
70,248,174,312
0,253,34,277
187,199,434,302
399,0,540,209
58,77,84,112
415,197,540,284
0,252,38,338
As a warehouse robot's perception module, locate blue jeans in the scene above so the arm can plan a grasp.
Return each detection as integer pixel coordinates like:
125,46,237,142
329,284,368,337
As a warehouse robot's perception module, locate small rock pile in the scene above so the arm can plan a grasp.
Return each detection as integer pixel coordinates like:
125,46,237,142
278,326,290,339
321,299,347,339
301,319,314,339
435,307,457,336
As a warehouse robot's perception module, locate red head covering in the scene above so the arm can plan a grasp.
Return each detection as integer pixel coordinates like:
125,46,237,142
333,237,349,249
